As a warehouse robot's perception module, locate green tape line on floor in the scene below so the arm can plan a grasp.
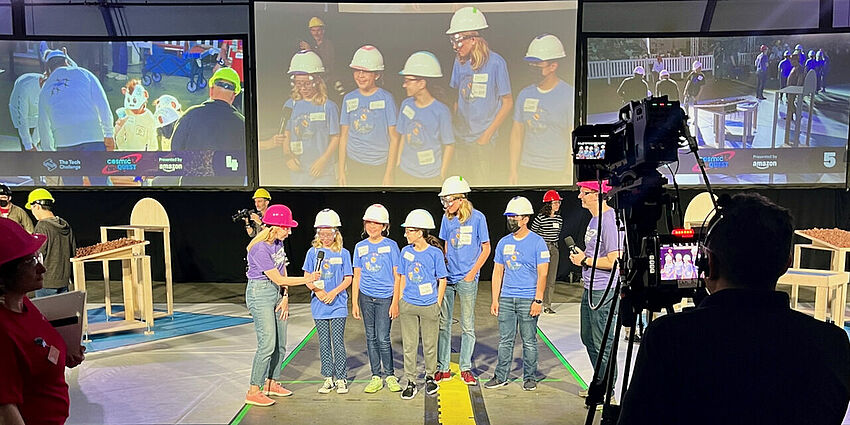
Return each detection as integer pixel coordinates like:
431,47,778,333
537,327,588,390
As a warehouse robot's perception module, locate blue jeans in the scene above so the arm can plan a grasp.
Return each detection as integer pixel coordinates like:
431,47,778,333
438,279,478,371
359,293,394,377
495,297,539,381
35,286,69,298
246,279,287,387
57,142,108,186
580,288,618,390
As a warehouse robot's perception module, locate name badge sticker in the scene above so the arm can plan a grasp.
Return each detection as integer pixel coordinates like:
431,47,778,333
418,283,434,296
346,98,359,113
503,244,516,255
404,251,415,261
309,112,326,122
369,100,386,110
402,105,416,120
290,141,303,155
473,73,489,83
378,246,391,254
358,246,369,257
329,257,343,265
524,98,539,113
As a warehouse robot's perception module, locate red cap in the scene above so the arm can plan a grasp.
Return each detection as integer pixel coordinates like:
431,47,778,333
576,180,612,194
0,218,46,267
543,190,562,202
262,204,299,228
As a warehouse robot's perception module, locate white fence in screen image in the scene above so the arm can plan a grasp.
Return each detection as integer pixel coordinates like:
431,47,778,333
588,54,715,83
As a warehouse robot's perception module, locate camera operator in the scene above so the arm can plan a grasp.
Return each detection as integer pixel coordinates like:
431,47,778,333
568,180,622,404
245,189,271,238
618,194,850,425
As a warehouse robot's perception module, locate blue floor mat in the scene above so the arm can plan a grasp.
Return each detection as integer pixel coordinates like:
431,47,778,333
84,306,252,352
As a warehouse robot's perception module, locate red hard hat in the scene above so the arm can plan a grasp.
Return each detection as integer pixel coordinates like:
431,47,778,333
543,190,562,202
262,204,299,228
0,218,46,267
760,45,768,51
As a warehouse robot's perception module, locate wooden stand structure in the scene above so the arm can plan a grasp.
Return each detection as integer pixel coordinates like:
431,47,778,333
777,268,848,327
71,241,154,339
100,198,174,318
789,230,850,326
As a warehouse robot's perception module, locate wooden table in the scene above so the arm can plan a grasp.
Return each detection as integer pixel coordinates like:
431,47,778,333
777,268,848,327
692,96,758,148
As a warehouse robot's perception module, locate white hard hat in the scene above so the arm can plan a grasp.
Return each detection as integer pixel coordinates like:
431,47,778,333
288,50,325,75
350,45,385,72
154,106,181,128
504,196,534,216
400,51,442,78
692,60,702,70
524,34,566,62
438,175,471,197
314,208,342,228
363,203,390,224
659,69,670,78
401,209,436,229
633,66,645,75
446,6,488,34
154,94,182,112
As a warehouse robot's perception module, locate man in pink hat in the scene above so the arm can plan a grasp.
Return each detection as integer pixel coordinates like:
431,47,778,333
569,181,621,404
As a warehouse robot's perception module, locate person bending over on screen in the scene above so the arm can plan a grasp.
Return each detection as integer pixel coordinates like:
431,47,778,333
0,218,85,425
618,193,850,425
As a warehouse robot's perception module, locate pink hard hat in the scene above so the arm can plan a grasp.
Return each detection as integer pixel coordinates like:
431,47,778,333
262,204,299,228
0,218,46,267
576,180,612,194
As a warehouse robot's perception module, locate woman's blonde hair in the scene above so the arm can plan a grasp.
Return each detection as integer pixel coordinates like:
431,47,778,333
247,226,275,252
290,74,328,106
312,229,344,252
446,198,474,224
469,35,490,71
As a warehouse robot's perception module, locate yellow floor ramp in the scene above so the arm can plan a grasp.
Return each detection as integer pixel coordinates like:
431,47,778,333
437,362,478,425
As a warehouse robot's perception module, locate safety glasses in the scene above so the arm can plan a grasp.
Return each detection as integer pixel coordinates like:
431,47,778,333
214,80,236,91
449,34,475,48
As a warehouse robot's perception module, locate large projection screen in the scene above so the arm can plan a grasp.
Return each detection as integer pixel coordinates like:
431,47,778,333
256,2,577,188
0,38,249,188
585,34,849,185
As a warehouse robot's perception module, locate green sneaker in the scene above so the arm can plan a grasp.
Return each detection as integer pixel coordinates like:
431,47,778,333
385,375,402,392
364,376,383,393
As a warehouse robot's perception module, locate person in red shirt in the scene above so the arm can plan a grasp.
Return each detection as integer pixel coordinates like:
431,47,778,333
0,218,85,425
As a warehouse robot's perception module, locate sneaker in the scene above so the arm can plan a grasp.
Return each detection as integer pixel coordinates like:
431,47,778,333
425,377,439,395
483,377,508,389
523,379,537,391
245,391,275,406
318,377,334,394
544,307,556,314
336,379,349,394
434,370,451,383
578,388,589,398
460,370,477,386
364,376,383,393
264,381,293,397
594,397,618,411
386,375,402,392
401,382,418,400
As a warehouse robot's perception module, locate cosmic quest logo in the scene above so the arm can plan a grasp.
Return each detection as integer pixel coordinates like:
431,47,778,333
102,153,142,175
692,151,735,172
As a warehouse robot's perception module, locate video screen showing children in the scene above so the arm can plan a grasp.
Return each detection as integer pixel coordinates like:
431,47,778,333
659,243,699,282
586,34,849,185
0,39,248,188
574,141,606,160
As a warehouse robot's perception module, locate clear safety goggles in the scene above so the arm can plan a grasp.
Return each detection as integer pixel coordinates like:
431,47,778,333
290,75,316,88
440,194,465,209
316,228,338,237
449,34,475,49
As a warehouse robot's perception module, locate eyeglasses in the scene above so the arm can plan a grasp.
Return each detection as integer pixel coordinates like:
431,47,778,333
449,34,475,48
214,80,236,91
317,229,337,237
527,62,548,69
578,191,596,197
292,80,315,88
403,77,424,85
23,253,43,267
404,228,422,234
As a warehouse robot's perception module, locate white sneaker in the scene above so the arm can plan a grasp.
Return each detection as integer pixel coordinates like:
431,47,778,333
318,377,334,394
336,379,349,394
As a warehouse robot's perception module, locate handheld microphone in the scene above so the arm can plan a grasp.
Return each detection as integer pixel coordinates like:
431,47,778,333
278,106,293,134
564,236,580,255
314,250,325,273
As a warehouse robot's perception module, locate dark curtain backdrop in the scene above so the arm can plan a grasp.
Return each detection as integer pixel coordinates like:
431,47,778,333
9,187,849,283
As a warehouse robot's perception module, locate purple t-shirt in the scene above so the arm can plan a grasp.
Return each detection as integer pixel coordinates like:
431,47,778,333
246,239,288,280
582,209,622,290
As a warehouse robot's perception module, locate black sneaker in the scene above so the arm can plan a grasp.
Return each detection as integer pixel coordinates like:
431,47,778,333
544,307,556,314
425,377,439,395
401,382,417,400
483,377,508,389
523,379,537,391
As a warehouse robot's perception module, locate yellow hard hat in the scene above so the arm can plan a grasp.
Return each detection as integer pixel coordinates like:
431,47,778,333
210,67,242,95
26,188,54,210
253,188,271,200
308,16,325,28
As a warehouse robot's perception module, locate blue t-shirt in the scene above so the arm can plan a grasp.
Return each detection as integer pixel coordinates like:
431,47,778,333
583,209,623,290
302,246,353,319
450,51,511,143
353,237,400,299
285,98,340,176
399,245,448,306
396,97,455,178
494,232,550,299
514,80,574,172
246,240,287,280
340,88,398,166
439,209,490,283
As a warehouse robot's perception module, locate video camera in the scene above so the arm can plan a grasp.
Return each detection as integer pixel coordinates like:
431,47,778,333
231,208,255,223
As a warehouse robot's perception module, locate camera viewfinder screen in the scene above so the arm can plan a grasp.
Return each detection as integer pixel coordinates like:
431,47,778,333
659,243,699,283
575,140,606,160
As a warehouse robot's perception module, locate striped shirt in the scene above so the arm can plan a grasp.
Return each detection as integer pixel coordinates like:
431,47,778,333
530,214,563,243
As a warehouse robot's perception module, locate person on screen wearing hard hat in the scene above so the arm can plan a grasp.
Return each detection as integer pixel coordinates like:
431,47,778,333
300,17,336,82
214,39,245,113
508,34,574,186
38,48,113,186
655,70,680,102
394,51,455,187
484,196,549,392
395,209,448,400
337,45,400,187
351,204,403,394
245,188,272,238
283,51,340,186
302,209,353,395
530,190,563,314
0,184,33,233
435,175,490,386
446,6,513,184
26,188,76,298
616,65,650,104
683,61,705,133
